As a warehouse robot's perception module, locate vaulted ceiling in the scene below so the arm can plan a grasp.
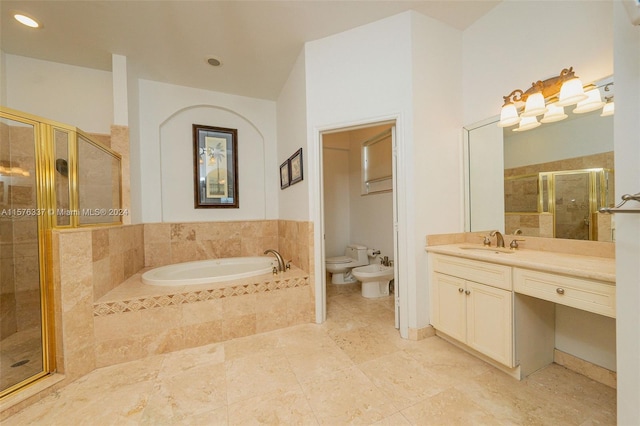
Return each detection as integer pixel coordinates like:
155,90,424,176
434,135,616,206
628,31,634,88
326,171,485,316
1,1,500,100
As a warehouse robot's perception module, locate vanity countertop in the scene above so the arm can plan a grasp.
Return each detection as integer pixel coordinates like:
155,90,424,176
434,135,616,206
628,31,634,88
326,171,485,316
425,244,615,284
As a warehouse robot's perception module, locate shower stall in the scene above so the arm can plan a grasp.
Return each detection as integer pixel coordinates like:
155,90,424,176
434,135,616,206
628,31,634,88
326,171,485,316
0,107,122,398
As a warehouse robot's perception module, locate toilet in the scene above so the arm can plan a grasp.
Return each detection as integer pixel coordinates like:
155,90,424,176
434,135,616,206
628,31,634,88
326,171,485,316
352,264,394,298
325,244,371,284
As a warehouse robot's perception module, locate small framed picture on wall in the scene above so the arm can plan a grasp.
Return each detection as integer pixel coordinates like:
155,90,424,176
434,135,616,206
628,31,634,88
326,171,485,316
280,160,290,189
289,148,303,185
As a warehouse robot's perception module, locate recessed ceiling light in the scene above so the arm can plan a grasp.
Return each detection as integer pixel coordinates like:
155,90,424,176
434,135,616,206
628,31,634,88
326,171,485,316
13,12,41,28
206,57,223,67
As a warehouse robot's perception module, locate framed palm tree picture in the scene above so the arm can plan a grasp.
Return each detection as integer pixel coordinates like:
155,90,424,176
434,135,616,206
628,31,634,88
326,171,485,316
193,124,239,208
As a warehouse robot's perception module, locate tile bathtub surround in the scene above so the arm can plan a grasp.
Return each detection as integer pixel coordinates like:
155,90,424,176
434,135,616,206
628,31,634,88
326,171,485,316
144,220,279,268
92,267,314,368
143,220,314,275
5,282,616,425
89,224,145,301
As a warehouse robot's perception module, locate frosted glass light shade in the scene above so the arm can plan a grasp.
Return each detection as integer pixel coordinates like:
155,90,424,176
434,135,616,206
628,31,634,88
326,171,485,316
540,102,568,123
601,101,614,117
573,87,605,114
513,115,540,132
556,78,588,106
521,92,547,117
498,103,520,127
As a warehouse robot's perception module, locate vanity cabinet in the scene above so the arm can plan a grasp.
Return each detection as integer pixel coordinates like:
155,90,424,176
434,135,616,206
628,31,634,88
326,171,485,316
430,254,514,367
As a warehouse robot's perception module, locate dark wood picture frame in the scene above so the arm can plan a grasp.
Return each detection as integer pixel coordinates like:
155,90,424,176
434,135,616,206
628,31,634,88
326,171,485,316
289,148,303,185
280,160,290,189
193,124,239,208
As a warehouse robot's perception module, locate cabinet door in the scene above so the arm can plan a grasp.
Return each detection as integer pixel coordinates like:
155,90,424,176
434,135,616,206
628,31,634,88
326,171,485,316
432,273,466,342
466,281,514,367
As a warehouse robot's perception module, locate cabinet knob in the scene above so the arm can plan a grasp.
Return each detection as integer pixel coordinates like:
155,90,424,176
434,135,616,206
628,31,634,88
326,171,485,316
465,290,471,295
556,288,565,295
458,288,464,293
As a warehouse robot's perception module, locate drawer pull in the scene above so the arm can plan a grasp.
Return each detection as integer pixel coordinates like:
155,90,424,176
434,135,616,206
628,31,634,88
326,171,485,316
556,288,565,295
465,290,471,295
458,288,464,293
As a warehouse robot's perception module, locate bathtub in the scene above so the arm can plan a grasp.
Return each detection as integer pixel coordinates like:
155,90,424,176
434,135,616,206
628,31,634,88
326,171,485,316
141,256,278,286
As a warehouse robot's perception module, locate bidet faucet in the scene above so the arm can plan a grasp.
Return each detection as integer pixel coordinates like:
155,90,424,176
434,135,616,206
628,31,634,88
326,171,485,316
490,230,505,248
264,249,285,272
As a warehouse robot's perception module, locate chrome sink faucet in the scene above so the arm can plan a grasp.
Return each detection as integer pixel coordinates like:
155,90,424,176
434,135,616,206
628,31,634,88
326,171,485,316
490,230,505,248
264,249,285,272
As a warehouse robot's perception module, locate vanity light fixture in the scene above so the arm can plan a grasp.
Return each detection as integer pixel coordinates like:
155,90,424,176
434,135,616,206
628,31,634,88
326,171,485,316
498,67,613,131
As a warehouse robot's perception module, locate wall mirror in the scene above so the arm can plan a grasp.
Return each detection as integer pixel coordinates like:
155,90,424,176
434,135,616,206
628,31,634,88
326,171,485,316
464,76,615,242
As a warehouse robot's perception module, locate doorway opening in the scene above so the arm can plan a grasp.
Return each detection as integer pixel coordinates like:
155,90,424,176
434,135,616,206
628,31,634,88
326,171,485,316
320,121,399,329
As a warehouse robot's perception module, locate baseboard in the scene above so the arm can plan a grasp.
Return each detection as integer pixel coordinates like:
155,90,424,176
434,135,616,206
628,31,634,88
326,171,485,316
408,325,435,341
553,349,617,389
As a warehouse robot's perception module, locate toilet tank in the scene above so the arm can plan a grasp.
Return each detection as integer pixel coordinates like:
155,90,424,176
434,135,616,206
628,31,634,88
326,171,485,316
345,244,368,263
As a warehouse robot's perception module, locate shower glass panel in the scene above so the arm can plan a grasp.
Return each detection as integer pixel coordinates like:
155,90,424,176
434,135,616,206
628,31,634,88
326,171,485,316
0,117,44,394
77,135,122,225
553,172,591,240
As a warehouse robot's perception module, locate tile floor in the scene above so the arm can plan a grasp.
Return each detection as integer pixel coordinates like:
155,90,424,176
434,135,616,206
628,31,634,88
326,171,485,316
4,282,616,425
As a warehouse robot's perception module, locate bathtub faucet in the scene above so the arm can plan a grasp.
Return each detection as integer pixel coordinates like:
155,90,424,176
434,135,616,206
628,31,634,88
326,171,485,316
264,249,285,272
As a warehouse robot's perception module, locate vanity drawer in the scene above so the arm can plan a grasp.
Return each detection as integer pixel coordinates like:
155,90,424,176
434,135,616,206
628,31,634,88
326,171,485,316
431,254,512,291
513,268,615,318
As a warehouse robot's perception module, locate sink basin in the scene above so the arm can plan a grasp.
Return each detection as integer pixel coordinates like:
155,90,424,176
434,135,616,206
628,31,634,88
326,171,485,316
458,244,514,254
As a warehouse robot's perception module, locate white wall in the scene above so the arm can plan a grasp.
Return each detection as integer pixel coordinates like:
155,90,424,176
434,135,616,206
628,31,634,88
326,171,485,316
159,106,267,222
276,51,308,221
3,54,113,133
306,11,463,333
613,1,640,422
410,12,464,329
138,79,277,223
305,12,412,328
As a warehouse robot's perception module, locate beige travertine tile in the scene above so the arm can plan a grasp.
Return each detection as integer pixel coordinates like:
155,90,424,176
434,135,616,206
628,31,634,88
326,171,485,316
227,388,318,426
224,347,299,404
360,350,448,411
401,387,500,425
300,366,399,424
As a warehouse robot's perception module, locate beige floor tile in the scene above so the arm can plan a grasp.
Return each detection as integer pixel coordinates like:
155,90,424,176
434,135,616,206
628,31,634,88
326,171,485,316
141,362,227,422
401,387,500,425
224,348,300,405
331,325,404,364
227,388,319,425
300,366,399,425
360,350,448,411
